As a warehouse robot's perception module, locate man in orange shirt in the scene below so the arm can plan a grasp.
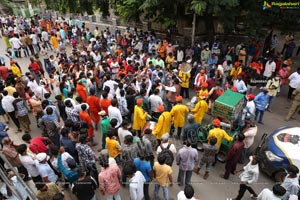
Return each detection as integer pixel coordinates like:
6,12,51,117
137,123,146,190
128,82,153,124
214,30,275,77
79,104,97,146
87,88,101,130
99,92,111,115
76,80,87,102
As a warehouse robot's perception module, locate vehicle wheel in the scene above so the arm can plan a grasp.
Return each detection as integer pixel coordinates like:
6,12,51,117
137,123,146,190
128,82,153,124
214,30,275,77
274,170,287,183
217,151,226,163
197,141,204,151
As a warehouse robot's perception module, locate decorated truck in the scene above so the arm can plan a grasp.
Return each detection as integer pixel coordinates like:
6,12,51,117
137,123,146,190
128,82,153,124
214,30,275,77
198,90,246,162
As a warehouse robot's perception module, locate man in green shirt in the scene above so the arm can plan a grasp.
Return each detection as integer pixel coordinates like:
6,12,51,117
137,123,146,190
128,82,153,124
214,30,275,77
99,110,110,149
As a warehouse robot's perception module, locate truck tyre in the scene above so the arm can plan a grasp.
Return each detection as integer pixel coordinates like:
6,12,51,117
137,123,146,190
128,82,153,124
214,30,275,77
274,170,287,183
217,151,226,163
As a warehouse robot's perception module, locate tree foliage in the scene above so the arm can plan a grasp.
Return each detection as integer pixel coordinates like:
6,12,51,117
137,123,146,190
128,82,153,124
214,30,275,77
41,0,110,16
33,0,300,36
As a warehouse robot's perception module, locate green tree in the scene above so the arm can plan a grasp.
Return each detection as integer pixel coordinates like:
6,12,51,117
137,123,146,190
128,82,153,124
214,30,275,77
191,0,239,40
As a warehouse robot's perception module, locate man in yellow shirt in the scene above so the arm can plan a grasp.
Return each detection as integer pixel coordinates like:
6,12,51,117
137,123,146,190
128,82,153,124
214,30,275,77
133,98,148,137
179,67,191,98
207,118,233,153
4,80,17,96
153,153,173,200
10,61,21,78
170,96,189,139
152,105,172,140
230,62,242,80
191,93,208,124
106,131,121,160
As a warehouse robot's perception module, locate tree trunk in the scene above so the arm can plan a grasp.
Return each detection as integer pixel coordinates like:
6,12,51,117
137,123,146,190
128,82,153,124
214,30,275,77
204,13,215,44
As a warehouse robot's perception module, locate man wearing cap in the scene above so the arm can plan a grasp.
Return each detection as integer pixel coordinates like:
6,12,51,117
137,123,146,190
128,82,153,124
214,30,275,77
281,164,300,200
207,118,233,154
230,62,242,80
170,96,189,139
35,152,58,183
197,82,209,100
191,93,208,124
194,69,207,90
254,87,269,124
240,93,256,127
258,184,286,200
133,98,148,137
152,105,172,140
99,110,110,149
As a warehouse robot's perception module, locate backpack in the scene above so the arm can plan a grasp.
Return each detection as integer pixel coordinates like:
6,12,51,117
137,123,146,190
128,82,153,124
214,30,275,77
158,144,174,166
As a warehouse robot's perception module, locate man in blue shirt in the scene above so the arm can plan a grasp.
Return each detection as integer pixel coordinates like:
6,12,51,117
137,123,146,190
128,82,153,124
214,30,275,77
133,148,153,200
254,87,269,124
57,146,79,184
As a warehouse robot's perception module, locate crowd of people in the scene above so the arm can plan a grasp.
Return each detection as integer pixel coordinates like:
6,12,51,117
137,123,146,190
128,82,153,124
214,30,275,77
0,14,299,200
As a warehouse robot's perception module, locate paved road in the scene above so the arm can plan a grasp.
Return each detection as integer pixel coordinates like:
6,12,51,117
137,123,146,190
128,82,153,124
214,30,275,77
1,38,299,200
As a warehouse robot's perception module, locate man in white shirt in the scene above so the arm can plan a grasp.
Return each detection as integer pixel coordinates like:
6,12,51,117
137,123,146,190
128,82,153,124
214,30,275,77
108,99,123,128
288,67,300,99
27,75,39,94
177,184,198,200
281,164,299,200
30,32,39,53
123,164,145,200
257,184,286,200
41,29,52,50
156,133,177,154
232,155,259,200
148,88,163,119
1,90,21,131
35,83,49,101
118,120,132,145
17,144,42,183
9,34,22,58
102,76,118,97
35,152,58,183
263,58,276,79
234,75,247,94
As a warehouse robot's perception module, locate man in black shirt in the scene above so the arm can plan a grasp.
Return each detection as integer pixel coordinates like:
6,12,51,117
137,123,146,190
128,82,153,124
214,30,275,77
72,169,97,200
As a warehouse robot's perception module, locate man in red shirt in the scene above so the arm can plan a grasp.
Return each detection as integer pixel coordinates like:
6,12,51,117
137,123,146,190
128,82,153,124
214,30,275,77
80,104,96,146
22,133,52,154
28,57,41,84
0,66,8,80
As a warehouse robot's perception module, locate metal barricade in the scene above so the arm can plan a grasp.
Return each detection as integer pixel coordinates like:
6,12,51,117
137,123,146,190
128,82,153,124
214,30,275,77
0,153,36,200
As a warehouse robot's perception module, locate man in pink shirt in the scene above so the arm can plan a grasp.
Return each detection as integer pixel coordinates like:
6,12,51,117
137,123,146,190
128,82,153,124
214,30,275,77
98,154,122,200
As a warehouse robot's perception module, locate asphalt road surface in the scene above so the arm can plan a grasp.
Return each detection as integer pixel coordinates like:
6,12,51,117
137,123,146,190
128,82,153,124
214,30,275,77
1,38,299,200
